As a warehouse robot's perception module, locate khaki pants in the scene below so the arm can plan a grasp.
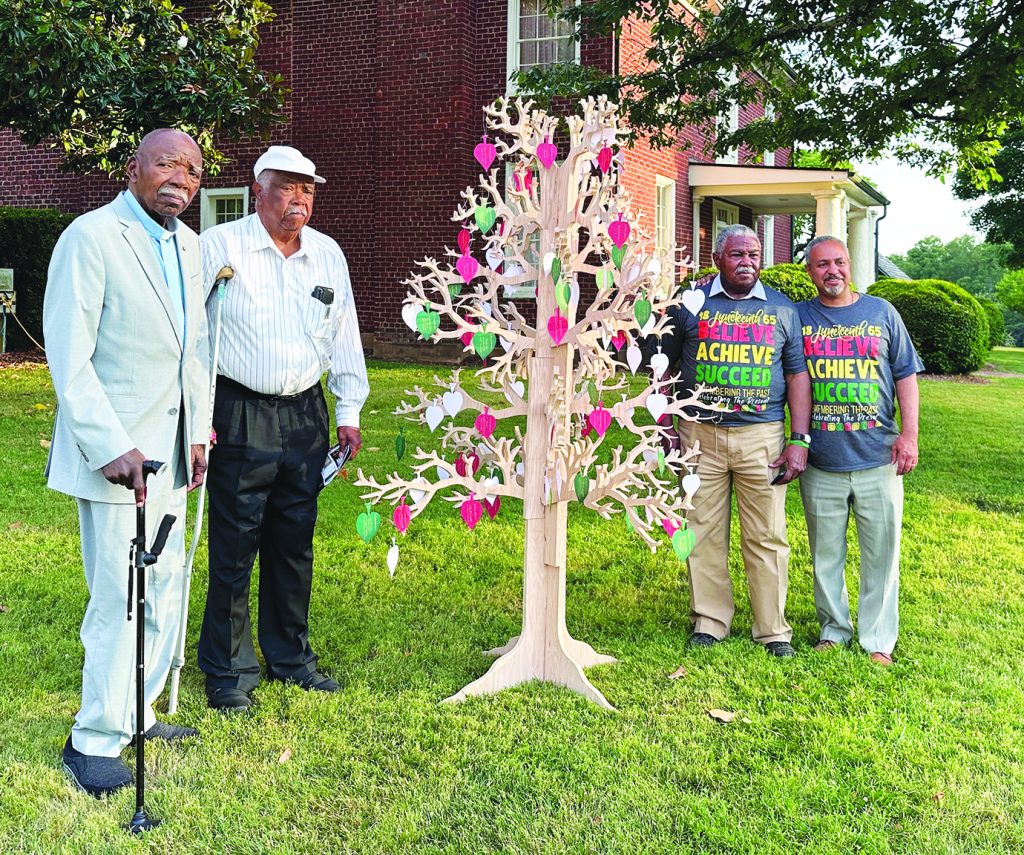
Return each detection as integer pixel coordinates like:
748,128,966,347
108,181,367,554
679,420,792,643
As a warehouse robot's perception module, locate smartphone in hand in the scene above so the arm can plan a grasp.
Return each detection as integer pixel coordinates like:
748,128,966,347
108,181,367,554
770,466,788,486
321,443,352,488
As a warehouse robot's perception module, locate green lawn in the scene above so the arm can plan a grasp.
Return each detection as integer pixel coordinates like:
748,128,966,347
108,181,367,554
986,346,1024,374
1,359,1023,854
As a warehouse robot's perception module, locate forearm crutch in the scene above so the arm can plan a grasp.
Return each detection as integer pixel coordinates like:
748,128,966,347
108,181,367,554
167,265,233,715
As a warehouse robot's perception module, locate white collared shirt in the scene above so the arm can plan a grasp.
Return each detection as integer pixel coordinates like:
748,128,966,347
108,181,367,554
709,274,768,301
199,213,369,427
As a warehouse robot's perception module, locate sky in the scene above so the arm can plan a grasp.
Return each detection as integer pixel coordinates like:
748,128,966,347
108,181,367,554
854,158,982,258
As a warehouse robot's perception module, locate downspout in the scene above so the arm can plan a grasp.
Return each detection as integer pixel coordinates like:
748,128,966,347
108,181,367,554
874,201,888,281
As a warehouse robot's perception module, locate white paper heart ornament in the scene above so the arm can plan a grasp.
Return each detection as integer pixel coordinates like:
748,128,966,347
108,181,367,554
425,404,444,432
485,246,504,270
641,315,656,336
510,380,526,398
681,473,701,495
409,479,428,505
681,288,705,316
626,344,642,374
481,302,493,317
650,349,670,378
481,476,500,498
570,279,580,305
646,392,669,422
387,539,399,578
542,251,555,276
442,390,463,417
401,303,421,332
648,258,662,278
643,449,659,464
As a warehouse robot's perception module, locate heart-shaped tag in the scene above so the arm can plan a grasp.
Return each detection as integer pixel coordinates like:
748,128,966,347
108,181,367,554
574,471,590,503
456,253,479,283
442,389,463,416
457,227,471,255
460,327,474,348
595,268,615,290
646,392,669,422
626,344,643,374
611,330,627,352
449,282,463,298
387,539,399,578
474,205,497,235
608,215,630,248
401,302,421,332
510,380,526,398
473,331,496,360
436,464,451,481
555,281,572,310
461,495,484,529
641,314,656,336
661,518,679,537
425,404,445,432
536,138,558,169
650,349,670,378
475,407,496,438
473,134,497,171
611,245,625,270
395,428,405,461
597,145,613,173
416,309,440,341
657,449,666,475
356,503,382,544
681,287,706,316
548,310,568,345
542,251,555,276
485,246,504,270
483,496,501,519
588,403,612,436
393,499,411,534
681,473,701,495
634,299,652,329
672,526,696,562
550,257,561,285
409,479,428,505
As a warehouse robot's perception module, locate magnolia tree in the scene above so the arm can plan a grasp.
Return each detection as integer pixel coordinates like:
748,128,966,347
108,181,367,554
356,96,711,709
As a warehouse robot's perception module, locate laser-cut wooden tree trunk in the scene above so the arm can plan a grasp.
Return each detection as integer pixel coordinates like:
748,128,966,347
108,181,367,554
357,97,708,709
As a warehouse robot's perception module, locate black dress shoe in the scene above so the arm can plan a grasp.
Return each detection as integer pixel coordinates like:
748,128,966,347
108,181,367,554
687,632,721,648
289,671,340,693
765,641,796,658
129,722,199,746
61,736,132,798
206,686,253,711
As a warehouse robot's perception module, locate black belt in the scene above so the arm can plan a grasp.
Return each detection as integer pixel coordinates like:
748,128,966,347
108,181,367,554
217,375,318,402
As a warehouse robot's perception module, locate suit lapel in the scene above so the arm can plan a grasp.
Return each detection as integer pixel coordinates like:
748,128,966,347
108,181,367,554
115,195,184,351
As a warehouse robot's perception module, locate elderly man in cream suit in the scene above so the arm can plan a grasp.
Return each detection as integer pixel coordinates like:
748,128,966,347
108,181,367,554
43,129,210,797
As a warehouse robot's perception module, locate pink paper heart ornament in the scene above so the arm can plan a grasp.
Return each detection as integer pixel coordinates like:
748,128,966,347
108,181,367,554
548,309,568,346
461,494,484,530
588,403,612,437
473,134,497,171
536,137,558,169
475,407,497,438
608,214,631,248
456,253,479,283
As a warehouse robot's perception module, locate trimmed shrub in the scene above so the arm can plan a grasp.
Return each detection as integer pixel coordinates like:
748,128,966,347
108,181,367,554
758,263,817,303
976,297,1006,350
0,207,76,350
868,278,989,374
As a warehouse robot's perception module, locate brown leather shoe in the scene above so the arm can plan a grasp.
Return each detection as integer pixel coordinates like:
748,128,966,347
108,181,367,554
869,652,893,666
813,640,838,652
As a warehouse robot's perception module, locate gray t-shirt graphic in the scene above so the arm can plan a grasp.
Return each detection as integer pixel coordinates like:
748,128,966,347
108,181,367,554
799,294,924,471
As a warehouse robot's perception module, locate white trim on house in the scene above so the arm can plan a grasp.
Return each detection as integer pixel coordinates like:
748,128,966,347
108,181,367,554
655,175,676,258
506,0,581,93
712,199,739,249
199,187,249,232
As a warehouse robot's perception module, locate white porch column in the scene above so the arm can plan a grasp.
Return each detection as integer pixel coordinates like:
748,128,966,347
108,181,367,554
848,207,880,290
692,195,703,271
811,188,846,239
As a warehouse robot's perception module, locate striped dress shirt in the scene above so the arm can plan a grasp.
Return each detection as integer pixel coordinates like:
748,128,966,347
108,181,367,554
199,214,369,427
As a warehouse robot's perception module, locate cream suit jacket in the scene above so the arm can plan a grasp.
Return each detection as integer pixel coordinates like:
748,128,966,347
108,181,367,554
43,193,210,503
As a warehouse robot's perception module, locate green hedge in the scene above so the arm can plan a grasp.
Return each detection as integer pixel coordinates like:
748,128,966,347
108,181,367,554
758,263,817,303
868,278,989,374
0,207,76,350
976,296,1006,349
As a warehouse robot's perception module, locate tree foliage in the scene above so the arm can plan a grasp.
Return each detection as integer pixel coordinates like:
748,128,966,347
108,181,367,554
521,0,1024,185
996,269,1024,315
954,126,1024,267
888,235,1011,298
0,0,285,174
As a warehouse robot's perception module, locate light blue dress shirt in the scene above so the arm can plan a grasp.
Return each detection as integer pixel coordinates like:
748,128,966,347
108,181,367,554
122,190,186,341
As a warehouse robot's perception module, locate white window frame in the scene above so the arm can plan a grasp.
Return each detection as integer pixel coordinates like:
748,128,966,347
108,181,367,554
716,68,740,164
655,176,676,259
506,0,581,94
762,102,775,167
762,214,775,266
712,200,740,250
200,187,249,232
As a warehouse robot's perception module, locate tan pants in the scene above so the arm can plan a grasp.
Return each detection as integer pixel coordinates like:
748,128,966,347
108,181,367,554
679,420,792,643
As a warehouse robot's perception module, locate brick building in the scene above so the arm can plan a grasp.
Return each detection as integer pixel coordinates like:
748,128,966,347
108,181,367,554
0,1,887,352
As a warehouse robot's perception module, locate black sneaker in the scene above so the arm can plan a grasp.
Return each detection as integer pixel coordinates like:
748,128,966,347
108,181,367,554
61,736,132,798
765,641,796,658
206,686,253,711
687,632,721,648
290,671,340,693
129,722,199,746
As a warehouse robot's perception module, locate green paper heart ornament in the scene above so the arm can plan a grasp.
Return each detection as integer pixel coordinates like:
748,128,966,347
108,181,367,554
555,281,572,310
473,330,496,360
416,309,440,340
574,470,589,503
634,298,652,329
672,525,696,562
448,282,463,298
474,205,497,234
395,427,406,461
550,256,561,285
595,268,615,290
611,246,625,270
356,503,382,544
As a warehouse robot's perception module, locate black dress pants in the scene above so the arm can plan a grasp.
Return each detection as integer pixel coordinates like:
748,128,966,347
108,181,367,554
198,377,329,692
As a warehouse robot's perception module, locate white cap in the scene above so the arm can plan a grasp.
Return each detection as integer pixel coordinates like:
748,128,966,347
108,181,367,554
253,145,325,184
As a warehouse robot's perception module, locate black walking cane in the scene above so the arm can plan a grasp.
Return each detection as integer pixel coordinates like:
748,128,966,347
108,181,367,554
126,459,176,835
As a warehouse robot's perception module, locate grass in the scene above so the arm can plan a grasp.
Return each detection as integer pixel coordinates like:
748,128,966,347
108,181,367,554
985,346,1024,375
1,356,1023,853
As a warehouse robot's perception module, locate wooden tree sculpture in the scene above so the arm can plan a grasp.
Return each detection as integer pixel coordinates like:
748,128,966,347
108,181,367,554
356,96,712,710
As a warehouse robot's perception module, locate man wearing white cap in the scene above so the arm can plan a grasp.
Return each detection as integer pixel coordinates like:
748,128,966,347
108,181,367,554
197,145,369,710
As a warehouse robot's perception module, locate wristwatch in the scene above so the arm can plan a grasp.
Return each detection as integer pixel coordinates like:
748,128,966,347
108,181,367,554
789,432,811,447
